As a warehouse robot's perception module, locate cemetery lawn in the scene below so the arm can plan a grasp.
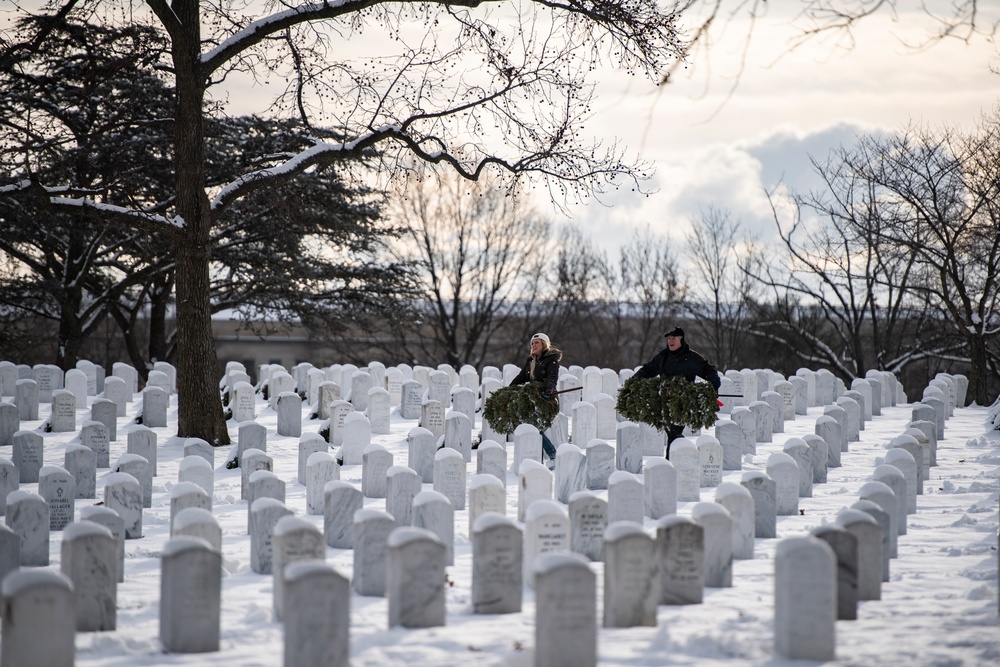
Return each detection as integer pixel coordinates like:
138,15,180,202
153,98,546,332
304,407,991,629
14,388,1000,666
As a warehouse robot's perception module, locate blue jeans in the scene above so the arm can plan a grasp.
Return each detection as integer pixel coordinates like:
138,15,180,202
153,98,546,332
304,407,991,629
541,433,557,460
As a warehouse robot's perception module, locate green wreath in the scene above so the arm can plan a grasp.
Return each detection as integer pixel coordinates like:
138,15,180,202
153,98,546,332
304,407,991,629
616,375,720,432
482,382,559,436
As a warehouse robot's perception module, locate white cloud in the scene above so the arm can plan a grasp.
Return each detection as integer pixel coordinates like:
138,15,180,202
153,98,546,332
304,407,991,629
558,122,875,259
551,5,999,262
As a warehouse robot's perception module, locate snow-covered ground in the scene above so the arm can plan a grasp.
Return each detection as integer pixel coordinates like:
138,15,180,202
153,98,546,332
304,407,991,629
8,373,1000,667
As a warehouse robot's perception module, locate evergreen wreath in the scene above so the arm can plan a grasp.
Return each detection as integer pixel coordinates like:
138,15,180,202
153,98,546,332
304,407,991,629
482,382,559,436
616,374,720,432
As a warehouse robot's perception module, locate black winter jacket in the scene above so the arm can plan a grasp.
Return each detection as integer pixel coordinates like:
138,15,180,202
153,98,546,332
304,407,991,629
633,341,721,389
510,349,561,395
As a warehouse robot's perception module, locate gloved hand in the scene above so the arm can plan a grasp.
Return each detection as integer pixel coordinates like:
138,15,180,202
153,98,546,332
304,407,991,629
541,391,551,400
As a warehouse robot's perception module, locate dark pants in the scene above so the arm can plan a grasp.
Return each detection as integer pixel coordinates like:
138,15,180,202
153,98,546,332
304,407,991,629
541,433,557,460
665,423,684,458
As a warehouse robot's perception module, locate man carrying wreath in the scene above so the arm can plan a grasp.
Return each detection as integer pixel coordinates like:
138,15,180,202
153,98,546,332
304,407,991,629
633,326,722,455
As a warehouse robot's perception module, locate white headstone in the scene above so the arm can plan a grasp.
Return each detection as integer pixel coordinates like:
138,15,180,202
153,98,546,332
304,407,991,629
774,536,836,661
159,536,221,653
602,521,658,628
471,513,522,614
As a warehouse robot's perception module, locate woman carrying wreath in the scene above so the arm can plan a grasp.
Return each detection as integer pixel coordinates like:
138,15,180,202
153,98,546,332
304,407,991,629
509,332,561,468
633,326,721,456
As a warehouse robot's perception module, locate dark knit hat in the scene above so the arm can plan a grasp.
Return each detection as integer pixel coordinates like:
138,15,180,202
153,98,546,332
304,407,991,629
663,327,684,338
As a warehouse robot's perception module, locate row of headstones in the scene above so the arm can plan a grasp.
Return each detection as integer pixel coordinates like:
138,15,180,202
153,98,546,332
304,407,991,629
0,428,221,655
0,431,198,573
775,375,963,661
243,359,630,411
0,443,685,664
0,359,176,402
243,357,939,421
221,363,889,472
0,470,928,667
265,359,960,467
3,356,964,446
227,359,916,449
0,428,944,664
0,361,176,444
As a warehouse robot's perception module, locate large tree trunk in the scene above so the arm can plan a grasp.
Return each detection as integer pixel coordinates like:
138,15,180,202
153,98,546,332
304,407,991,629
173,239,229,444
148,274,173,365
967,334,989,407
169,0,229,446
107,305,148,382
56,305,83,371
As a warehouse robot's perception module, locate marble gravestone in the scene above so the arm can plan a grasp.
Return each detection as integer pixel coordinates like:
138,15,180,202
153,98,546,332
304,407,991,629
352,508,398,597
250,497,293,575
386,465,422,527
838,506,885,598
467,473,505,531
13,430,44,483
406,426,437,483
386,526,447,629
272,516,325,621
606,471,644,526
774,536,837,661
740,470,776,539
80,505,125,583
173,507,223,553
811,523,859,620
534,552,597,667
692,501,733,588
471,513,523,615
523,500,570,589
6,490,50,566
656,515,705,605
38,465,75,531
413,490,456,567
1,569,75,667
61,521,117,631
554,443,587,504
159,536,222,654
602,521,658,628
324,481,363,549
283,561,350,667
568,491,608,562
644,458,677,520
715,482,755,560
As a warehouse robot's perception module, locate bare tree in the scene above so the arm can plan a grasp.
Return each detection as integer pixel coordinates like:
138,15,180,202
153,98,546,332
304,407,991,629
840,115,1000,404
545,226,612,365
386,168,550,368
685,206,758,369
788,0,996,47
747,112,1000,402
1,0,686,443
750,180,927,385
545,226,683,369
614,229,685,366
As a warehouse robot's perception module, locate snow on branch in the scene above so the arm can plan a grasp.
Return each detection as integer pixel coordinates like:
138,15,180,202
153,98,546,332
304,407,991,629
48,196,184,231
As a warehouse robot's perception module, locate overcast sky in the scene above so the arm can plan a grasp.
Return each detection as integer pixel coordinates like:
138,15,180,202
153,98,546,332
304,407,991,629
560,3,999,259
